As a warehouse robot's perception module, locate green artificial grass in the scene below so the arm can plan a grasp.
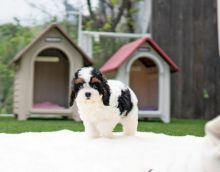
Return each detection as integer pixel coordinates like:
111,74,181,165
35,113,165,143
0,117,207,136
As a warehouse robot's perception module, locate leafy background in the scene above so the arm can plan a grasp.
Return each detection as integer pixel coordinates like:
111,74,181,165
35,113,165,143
0,0,141,113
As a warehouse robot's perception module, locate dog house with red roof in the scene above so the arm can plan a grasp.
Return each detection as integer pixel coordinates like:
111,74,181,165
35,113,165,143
12,24,92,120
100,37,179,123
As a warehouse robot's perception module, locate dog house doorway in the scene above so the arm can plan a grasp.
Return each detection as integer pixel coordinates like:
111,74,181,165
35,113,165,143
33,48,70,110
129,57,159,111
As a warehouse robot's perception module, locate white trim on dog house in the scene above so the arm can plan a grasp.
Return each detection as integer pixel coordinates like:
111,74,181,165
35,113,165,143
100,37,179,123
12,23,92,120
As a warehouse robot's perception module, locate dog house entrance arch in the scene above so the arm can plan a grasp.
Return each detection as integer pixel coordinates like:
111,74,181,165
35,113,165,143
128,55,159,112
126,52,168,119
33,48,70,110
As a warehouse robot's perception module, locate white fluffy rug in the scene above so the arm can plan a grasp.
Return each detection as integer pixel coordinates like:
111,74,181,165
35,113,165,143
0,130,209,172
0,116,220,172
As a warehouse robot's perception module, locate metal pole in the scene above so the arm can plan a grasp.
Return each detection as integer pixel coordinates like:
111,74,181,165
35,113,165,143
77,9,82,45
67,10,83,45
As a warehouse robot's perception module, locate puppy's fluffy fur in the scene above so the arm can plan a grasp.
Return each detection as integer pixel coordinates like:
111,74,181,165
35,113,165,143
70,67,138,138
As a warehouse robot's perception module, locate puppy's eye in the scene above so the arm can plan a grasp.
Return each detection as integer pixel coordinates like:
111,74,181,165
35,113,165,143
76,83,83,89
92,85,97,89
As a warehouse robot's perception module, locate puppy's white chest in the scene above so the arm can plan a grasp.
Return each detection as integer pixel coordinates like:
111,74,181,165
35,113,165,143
77,103,120,122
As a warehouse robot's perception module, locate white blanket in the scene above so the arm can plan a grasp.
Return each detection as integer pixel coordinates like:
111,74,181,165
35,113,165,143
0,116,219,172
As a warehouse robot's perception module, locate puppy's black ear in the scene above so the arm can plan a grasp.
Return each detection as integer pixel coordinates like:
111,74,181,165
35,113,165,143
70,69,81,106
91,68,110,106
102,83,110,106
102,80,111,106
69,75,77,107
69,89,75,106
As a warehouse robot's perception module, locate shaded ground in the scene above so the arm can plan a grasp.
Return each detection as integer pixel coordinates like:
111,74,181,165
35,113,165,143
0,117,206,136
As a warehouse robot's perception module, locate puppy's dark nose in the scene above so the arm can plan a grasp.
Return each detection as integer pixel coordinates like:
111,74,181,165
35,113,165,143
85,92,91,98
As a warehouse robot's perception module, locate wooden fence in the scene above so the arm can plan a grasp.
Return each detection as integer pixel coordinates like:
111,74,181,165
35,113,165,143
152,0,220,119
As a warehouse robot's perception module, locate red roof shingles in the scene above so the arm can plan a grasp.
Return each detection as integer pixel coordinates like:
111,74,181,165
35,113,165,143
100,37,179,73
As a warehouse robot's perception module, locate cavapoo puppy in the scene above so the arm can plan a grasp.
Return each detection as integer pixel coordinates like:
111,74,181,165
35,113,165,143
69,67,138,138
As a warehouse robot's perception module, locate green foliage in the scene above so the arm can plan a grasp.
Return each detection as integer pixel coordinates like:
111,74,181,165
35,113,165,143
203,89,209,99
128,7,139,14
0,24,35,113
92,38,126,68
0,24,34,60
102,22,112,31
60,21,78,40
83,20,94,31
111,0,120,5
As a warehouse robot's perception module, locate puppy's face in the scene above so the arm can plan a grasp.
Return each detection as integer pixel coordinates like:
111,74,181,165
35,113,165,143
74,76,102,104
69,67,110,106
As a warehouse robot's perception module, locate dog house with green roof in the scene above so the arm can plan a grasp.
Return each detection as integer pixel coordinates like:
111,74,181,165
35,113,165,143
100,37,179,123
11,24,92,120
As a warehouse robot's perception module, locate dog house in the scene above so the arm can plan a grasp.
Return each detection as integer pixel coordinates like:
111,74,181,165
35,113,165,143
11,24,92,120
100,37,179,123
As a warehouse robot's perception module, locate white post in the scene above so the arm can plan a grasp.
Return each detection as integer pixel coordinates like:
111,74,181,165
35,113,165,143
66,10,83,46
80,34,93,58
77,9,82,46
160,64,171,123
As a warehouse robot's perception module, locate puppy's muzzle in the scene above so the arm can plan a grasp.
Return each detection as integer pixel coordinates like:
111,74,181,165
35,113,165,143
85,92,91,99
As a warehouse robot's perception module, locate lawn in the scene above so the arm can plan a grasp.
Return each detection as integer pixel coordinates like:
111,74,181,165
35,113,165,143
0,117,207,136
0,117,206,136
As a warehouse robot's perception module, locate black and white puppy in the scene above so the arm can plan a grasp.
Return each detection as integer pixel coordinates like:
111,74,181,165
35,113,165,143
69,67,138,138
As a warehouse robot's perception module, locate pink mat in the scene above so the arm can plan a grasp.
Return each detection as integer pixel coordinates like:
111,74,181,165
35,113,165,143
33,102,65,109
